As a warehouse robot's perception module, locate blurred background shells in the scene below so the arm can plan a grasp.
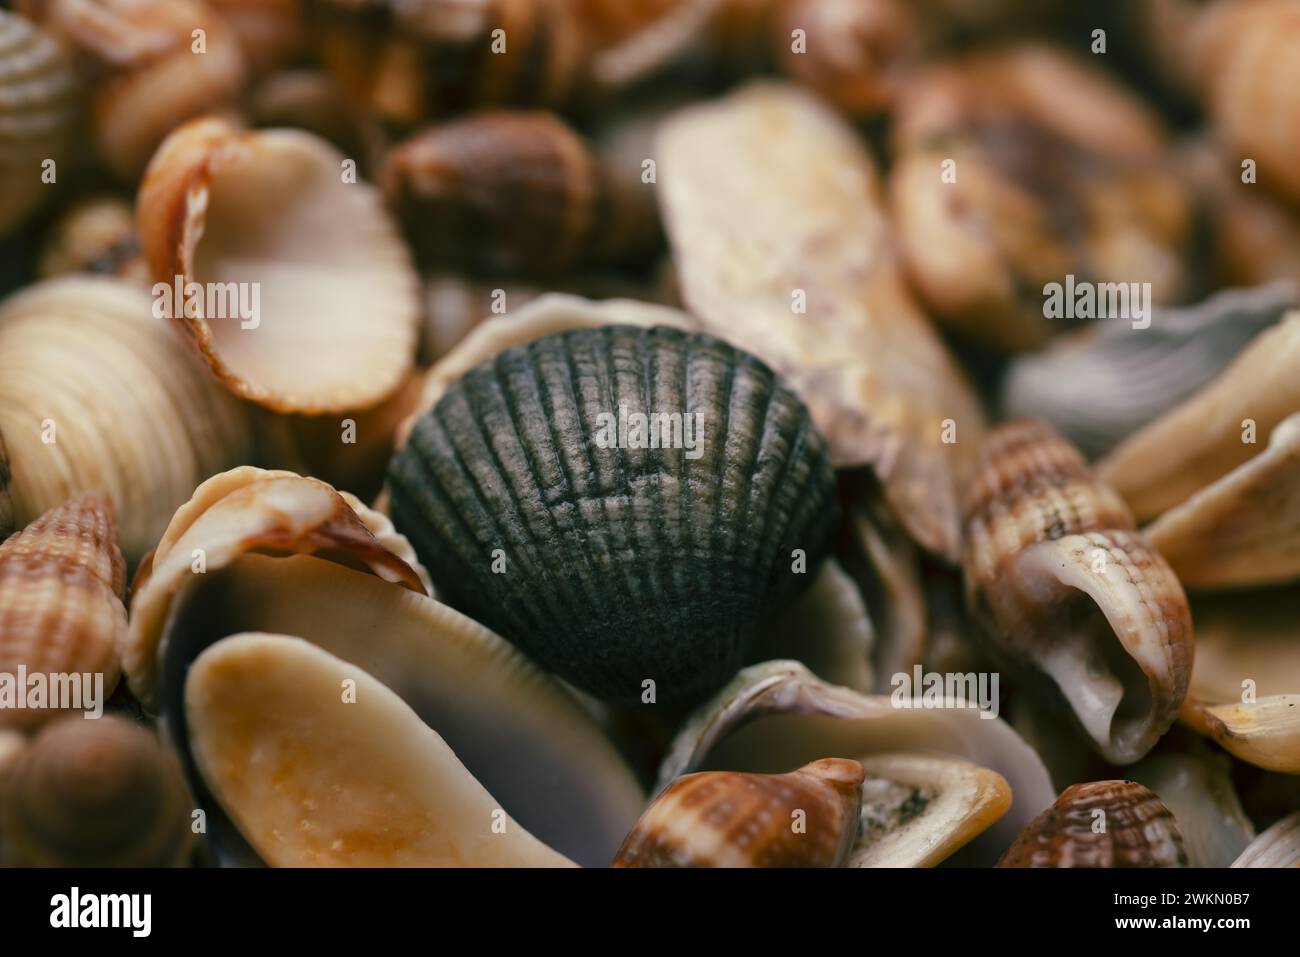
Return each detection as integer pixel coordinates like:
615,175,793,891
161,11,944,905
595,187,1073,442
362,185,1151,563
389,324,839,705
0,276,252,563
36,193,147,283
0,9,80,237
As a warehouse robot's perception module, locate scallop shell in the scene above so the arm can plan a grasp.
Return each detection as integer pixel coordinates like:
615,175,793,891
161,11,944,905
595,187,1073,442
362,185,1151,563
37,194,149,284
127,466,644,867
1098,310,1300,522
1129,749,1255,868
0,714,193,867
613,758,864,868
387,323,840,705
136,116,420,414
658,660,1055,866
890,44,1192,353
0,276,252,563
962,420,1194,764
1145,411,1300,589
20,0,246,181
1232,810,1300,868
1001,283,1297,460
0,495,125,731
656,81,985,561
996,781,1188,868
381,110,659,277
0,10,79,236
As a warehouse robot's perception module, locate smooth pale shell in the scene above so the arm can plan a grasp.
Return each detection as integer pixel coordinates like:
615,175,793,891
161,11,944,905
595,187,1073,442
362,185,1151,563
1129,750,1255,868
136,117,419,414
1231,811,1300,868
656,81,985,561
186,633,575,867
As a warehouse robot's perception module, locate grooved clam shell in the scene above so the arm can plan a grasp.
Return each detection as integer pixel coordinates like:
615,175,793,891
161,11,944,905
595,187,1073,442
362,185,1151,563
388,323,839,704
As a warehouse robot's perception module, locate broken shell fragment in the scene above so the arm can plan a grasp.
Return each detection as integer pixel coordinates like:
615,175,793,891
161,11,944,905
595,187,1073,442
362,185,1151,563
1002,283,1296,460
656,81,985,560
613,758,864,868
136,116,419,414
0,495,125,731
997,781,1188,868
186,633,575,867
0,277,252,562
1231,810,1300,868
1099,310,1300,522
659,660,1054,865
0,10,80,237
388,324,839,705
962,420,1194,764
0,714,193,867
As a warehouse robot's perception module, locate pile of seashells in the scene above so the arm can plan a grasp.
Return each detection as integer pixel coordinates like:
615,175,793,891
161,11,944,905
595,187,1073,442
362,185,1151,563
1,0,1299,869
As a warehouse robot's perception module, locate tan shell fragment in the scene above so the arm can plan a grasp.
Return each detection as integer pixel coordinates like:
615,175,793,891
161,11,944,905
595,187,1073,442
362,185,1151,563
1099,310,1300,522
1145,412,1300,589
963,420,1194,764
1231,811,1300,868
0,495,125,731
656,81,985,561
1,714,194,867
997,781,1188,868
136,116,419,414
185,632,575,867
1181,696,1300,775
613,759,864,868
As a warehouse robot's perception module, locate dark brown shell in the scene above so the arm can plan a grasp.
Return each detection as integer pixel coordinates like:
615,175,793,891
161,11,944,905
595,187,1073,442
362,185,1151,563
387,324,839,704
997,781,1188,868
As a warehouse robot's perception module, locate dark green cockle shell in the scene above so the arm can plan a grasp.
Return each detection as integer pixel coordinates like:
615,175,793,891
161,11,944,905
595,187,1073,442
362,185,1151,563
387,325,839,704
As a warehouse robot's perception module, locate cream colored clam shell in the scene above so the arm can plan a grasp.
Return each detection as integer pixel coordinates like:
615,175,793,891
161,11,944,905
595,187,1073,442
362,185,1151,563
655,81,986,560
1232,811,1300,868
0,277,251,562
137,117,419,414
658,660,1054,865
1145,411,1300,588
1099,310,1300,521
186,633,576,867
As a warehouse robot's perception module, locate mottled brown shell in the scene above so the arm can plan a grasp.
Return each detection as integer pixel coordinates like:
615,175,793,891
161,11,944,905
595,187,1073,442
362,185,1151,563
613,758,865,867
0,495,126,731
997,781,1188,868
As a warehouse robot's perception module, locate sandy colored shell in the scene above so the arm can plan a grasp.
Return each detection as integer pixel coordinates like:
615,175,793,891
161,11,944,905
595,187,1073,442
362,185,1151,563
0,10,80,236
1232,810,1300,868
209,0,306,75
997,781,1188,868
388,323,839,705
1099,310,1300,522
1,714,193,867
136,116,419,414
613,758,864,868
656,81,985,561
0,276,253,563
963,420,1193,764
0,495,125,731
19,0,246,180
37,194,148,284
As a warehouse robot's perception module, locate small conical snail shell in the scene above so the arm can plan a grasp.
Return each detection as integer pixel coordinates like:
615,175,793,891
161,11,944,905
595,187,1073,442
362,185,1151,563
0,714,194,867
381,110,659,278
0,494,125,731
136,116,419,414
1098,310,1300,522
19,0,246,181
37,194,149,284
613,759,865,868
962,420,1194,764
388,324,839,705
655,81,985,560
0,10,80,237
0,276,253,563
997,781,1188,868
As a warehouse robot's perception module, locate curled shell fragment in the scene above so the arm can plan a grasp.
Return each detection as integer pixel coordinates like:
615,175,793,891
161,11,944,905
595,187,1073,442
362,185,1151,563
997,781,1188,868
613,758,864,868
962,420,1194,764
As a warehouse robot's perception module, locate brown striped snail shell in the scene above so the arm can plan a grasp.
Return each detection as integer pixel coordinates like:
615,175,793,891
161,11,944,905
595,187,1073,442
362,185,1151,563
0,714,194,867
387,323,840,705
997,781,1188,868
0,494,125,731
613,758,865,868
0,9,80,236
962,420,1194,765
381,110,659,278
